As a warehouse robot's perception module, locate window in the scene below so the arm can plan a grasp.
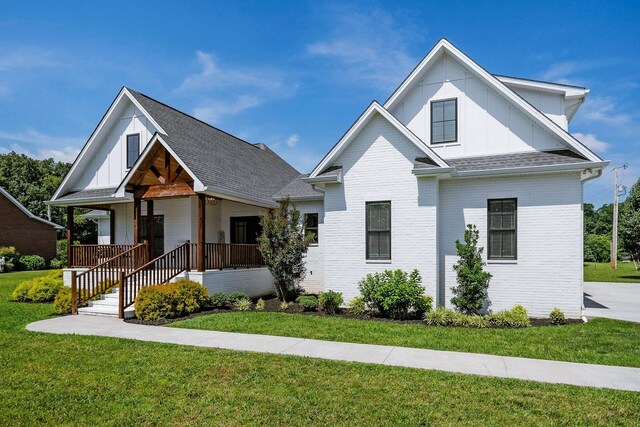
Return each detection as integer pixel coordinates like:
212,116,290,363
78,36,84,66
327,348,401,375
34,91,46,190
230,216,262,245
488,199,517,260
366,201,391,260
431,99,457,143
126,134,140,169
304,213,319,244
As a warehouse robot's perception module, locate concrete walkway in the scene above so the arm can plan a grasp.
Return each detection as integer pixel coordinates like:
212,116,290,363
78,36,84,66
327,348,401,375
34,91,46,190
27,315,640,392
584,282,640,323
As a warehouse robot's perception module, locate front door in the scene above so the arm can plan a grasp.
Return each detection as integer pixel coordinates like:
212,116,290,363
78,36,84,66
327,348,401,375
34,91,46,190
141,215,165,258
230,216,262,244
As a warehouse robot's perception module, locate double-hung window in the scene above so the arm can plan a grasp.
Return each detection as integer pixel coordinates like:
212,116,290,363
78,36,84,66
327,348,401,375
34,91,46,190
431,98,457,143
366,201,391,260
304,213,318,244
126,134,140,169
488,198,517,260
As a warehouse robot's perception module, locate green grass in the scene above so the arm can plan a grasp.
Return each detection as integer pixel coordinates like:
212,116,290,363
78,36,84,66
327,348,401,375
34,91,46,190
1,272,639,425
171,311,640,367
584,262,640,283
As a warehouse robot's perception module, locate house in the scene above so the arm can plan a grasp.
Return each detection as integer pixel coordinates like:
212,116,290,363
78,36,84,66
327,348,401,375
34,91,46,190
0,186,62,263
49,39,607,318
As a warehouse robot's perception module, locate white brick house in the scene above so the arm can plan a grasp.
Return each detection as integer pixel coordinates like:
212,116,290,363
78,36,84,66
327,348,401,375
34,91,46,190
50,38,607,318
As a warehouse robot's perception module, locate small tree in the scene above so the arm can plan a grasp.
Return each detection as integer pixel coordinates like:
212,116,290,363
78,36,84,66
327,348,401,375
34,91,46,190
620,179,640,270
451,224,492,315
258,199,314,301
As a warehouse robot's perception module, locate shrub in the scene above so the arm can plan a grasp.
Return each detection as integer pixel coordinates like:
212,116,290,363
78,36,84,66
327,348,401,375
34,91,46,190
488,305,530,328
280,301,290,311
11,281,33,302
0,246,19,272
424,308,489,328
255,298,265,311
135,284,178,321
209,292,228,308
296,295,317,312
12,271,63,302
348,296,367,315
550,308,566,325
413,295,433,317
174,279,209,315
50,258,65,269
358,269,425,319
424,307,453,326
229,292,249,304
53,287,72,315
20,255,46,271
318,290,343,314
451,224,492,315
234,298,252,311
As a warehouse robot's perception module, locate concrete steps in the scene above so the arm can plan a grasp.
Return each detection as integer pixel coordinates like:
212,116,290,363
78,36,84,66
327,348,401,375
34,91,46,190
77,288,135,319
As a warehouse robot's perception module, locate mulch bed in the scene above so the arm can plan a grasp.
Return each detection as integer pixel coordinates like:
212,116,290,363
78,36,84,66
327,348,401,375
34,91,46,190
125,295,582,328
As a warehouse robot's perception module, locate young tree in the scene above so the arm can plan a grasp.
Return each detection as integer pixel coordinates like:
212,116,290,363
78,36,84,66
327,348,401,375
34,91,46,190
451,224,492,315
620,179,640,270
258,199,314,301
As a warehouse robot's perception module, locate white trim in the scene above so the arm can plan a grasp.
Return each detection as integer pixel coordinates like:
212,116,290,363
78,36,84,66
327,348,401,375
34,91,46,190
450,161,609,178
0,186,63,229
309,101,449,178
495,75,589,97
383,38,603,163
51,87,167,202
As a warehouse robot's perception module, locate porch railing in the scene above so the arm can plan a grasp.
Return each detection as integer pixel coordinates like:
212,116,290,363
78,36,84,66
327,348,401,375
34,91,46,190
70,244,137,268
188,243,265,270
119,242,191,318
71,243,148,314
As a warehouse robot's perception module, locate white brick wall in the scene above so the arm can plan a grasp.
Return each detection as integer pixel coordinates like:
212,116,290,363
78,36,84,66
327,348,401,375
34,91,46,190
323,113,438,301
438,172,584,317
187,268,274,298
295,200,325,294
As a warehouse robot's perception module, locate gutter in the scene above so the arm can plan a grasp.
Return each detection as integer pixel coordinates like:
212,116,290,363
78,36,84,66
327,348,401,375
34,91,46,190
451,161,610,178
412,167,455,177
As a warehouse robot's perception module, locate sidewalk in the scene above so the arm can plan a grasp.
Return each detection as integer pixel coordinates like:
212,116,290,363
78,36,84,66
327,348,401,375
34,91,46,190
27,315,640,392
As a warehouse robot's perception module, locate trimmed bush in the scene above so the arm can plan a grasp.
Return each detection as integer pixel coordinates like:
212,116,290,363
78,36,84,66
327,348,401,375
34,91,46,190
255,298,265,311
135,281,209,321
53,287,72,315
318,290,343,314
229,292,249,304
234,298,252,311
174,279,209,315
358,269,425,319
550,308,566,325
348,296,367,315
296,295,317,312
20,255,46,271
209,292,228,308
11,271,64,302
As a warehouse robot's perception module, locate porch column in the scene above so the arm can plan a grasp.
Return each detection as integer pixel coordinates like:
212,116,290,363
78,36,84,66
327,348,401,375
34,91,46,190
66,206,74,267
133,197,141,244
147,200,155,260
198,194,205,272
109,209,115,244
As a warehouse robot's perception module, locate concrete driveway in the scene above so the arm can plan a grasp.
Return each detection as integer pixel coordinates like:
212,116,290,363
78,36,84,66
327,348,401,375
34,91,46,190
584,282,640,323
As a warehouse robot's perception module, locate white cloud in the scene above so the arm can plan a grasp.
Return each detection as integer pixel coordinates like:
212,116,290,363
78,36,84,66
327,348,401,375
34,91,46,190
572,132,610,153
192,95,264,123
306,7,420,90
0,129,83,162
579,97,633,127
0,142,80,163
0,48,64,71
0,129,84,147
285,134,299,147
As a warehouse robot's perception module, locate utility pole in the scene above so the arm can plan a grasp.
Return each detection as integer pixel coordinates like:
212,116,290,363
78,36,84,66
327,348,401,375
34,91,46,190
612,166,619,269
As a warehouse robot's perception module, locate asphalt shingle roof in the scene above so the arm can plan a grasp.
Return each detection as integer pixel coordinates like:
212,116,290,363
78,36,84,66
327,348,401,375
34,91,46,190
57,187,119,202
446,150,588,172
272,174,324,200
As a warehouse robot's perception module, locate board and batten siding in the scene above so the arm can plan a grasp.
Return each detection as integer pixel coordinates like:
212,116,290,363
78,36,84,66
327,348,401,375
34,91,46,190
389,53,567,159
438,172,583,317
323,113,438,302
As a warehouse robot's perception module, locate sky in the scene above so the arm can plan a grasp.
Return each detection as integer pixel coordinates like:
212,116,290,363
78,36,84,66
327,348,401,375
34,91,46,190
0,0,638,207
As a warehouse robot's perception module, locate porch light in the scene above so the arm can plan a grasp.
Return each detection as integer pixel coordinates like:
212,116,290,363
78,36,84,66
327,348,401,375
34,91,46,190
205,196,218,206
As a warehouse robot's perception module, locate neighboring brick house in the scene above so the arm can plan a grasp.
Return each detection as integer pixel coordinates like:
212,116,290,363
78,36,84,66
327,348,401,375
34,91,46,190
0,186,62,262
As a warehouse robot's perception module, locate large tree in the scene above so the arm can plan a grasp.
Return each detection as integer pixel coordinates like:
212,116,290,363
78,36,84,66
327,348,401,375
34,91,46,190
258,199,314,301
620,179,640,269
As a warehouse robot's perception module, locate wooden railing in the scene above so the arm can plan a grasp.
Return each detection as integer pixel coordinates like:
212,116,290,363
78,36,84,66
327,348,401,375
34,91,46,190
119,242,191,318
70,244,137,268
71,243,147,314
188,243,265,270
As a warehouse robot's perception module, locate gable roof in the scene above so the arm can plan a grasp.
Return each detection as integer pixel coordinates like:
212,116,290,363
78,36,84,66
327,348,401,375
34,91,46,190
383,38,603,163
0,186,62,229
308,101,450,179
272,174,324,201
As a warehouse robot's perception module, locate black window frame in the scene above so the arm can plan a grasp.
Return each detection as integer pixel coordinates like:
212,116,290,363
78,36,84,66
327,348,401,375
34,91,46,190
487,198,517,260
430,98,458,144
126,133,140,169
366,201,391,261
304,213,319,244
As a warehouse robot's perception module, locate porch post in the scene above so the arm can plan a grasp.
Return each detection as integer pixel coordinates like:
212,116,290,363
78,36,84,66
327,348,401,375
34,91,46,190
66,206,74,267
147,200,155,260
133,197,141,244
109,209,115,244
198,194,205,272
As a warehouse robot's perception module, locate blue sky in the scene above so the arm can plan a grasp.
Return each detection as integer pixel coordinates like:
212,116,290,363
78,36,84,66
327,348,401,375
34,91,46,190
0,0,638,206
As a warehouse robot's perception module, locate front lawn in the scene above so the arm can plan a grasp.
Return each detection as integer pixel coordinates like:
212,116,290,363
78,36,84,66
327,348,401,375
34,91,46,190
1,271,639,425
584,262,640,283
170,311,640,368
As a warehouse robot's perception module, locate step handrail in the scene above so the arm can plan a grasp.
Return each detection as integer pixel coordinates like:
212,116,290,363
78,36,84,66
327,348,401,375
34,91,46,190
118,242,191,318
71,242,148,314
